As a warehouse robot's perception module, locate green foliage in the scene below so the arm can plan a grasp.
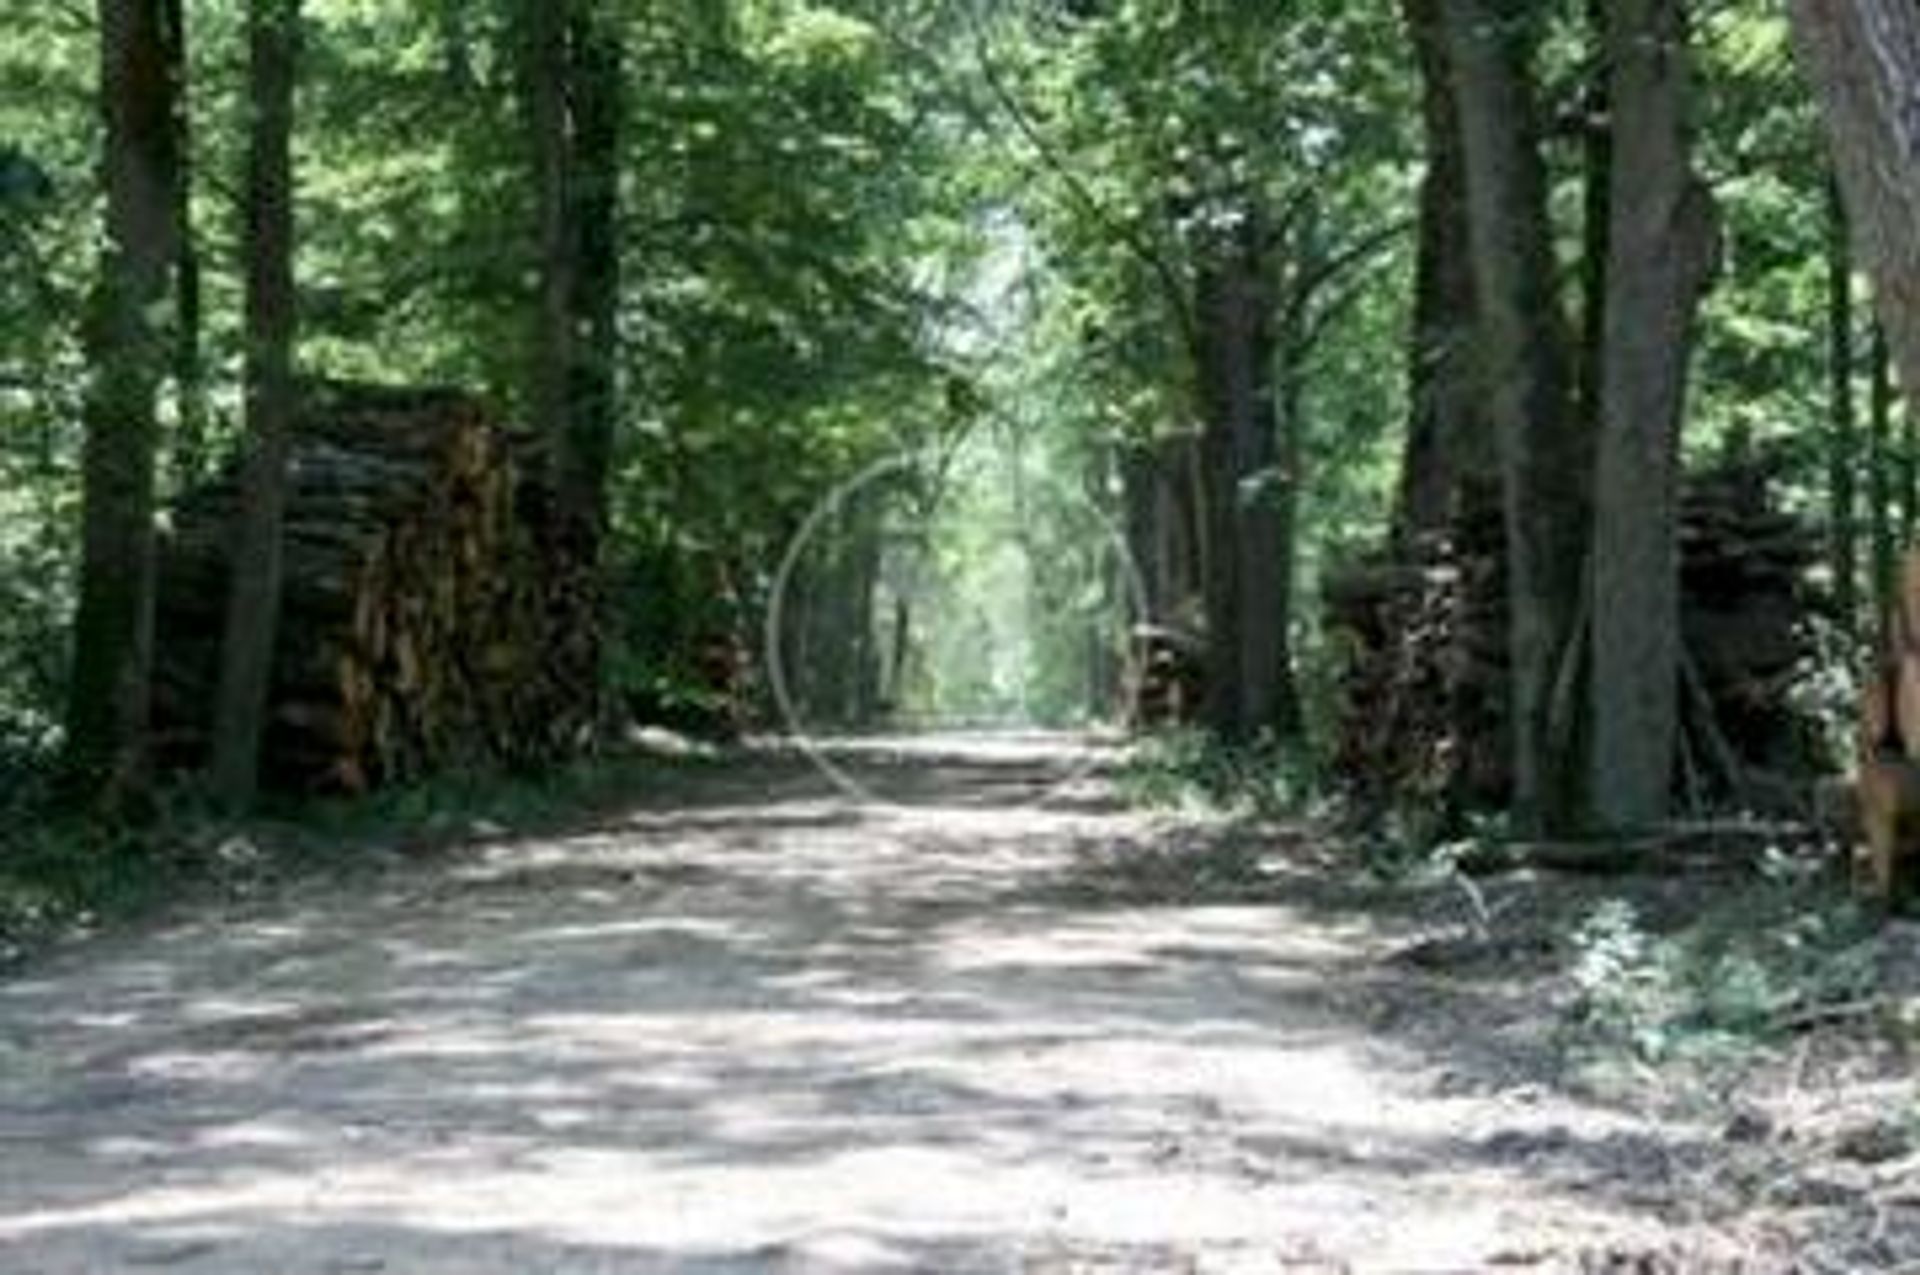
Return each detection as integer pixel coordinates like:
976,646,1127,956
0,0,1884,826
0,819,167,966
1118,727,1317,819
1560,882,1882,1077
0,463,72,763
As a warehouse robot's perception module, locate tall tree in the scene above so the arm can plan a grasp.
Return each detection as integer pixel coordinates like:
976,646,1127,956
518,0,621,730
1194,205,1297,743
1894,323,1916,547
209,0,300,808
1440,0,1590,834
1574,0,1612,448
160,0,207,487
1395,0,1487,545
1870,319,1897,620
64,0,181,805
1586,0,1719,830
1826,179,1860,630
522,0,576,526
569,6,622,544
1789,0,1920,423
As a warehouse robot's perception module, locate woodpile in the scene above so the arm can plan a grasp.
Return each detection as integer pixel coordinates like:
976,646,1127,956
1856,551,1920,906
1326,453,1822,820
1323,486,1507,811
152,382,598,792
1130,624,1205,728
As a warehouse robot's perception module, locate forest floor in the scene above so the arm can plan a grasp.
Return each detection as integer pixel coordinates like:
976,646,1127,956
0,734,1916,1273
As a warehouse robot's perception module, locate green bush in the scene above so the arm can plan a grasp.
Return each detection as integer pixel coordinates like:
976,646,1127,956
1118,727,1318,819
1560,887,1881,1074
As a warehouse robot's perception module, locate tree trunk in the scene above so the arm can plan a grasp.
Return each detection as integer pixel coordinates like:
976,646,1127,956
1587,0,1719,832
1898,324,1917,547
566,5,621,543
521,0,575,511
1440,0,1589,835
518,0,616,733
1196,210,1297,744
1395,0,1488,544
1575,0,1612,449
160,0,206,489
1789,0,1920,435
1827,178,1860,632
1123,443,1164,622
1123,434,1205,634
209,0,299,809
1872,318,1897,625
64,0,180,806
1266,325,1307,741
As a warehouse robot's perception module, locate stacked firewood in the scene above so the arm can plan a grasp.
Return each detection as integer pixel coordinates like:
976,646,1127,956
1130,624,1205,727
1857,553,1920,905
152,382,597,792
1323,488,1508,810
1678,458,1821,778
1326,454,1821,817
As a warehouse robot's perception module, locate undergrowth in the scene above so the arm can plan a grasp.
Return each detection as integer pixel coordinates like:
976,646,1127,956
1557,866,1884,1085
1118,730,1900,1085
1117,727,1320,819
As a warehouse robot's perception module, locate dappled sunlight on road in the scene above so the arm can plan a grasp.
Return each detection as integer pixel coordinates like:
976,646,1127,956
0,739,1756,1272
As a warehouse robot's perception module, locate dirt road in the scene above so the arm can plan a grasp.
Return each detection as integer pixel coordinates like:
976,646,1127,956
0,737,1810,1271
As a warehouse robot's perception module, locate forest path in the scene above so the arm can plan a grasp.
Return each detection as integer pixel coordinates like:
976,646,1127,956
0,735,1768,1273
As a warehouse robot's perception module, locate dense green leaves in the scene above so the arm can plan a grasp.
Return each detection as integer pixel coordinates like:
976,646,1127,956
0,0,1893,778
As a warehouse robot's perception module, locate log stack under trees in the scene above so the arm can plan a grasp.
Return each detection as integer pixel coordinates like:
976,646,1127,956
152,382,598,792
1326,450,1823,821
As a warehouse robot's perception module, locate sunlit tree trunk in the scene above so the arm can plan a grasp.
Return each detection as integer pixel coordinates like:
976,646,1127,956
1898,327,1917,547
1790,0,1920,427
1587,0,1719,831
209,0,299,809
1871,320,1897,623
65,0,180,806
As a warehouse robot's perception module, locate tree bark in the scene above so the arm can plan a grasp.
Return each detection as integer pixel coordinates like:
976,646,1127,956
1587,0,1719,832
1827,178,1860,632
1396,0,1488,544
209,0,299,809
64,0,180,806
1789,0,1920,431
1123,433,1204,634
1871,318,1896,625
521,0,576,514
566,5,621,543
1575,0,1612,448
518,0,616,732
1897,324,1917,547
1123,443,1163,623
1440,0,1590,834
1196,209,1298,744
160,0,206,489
